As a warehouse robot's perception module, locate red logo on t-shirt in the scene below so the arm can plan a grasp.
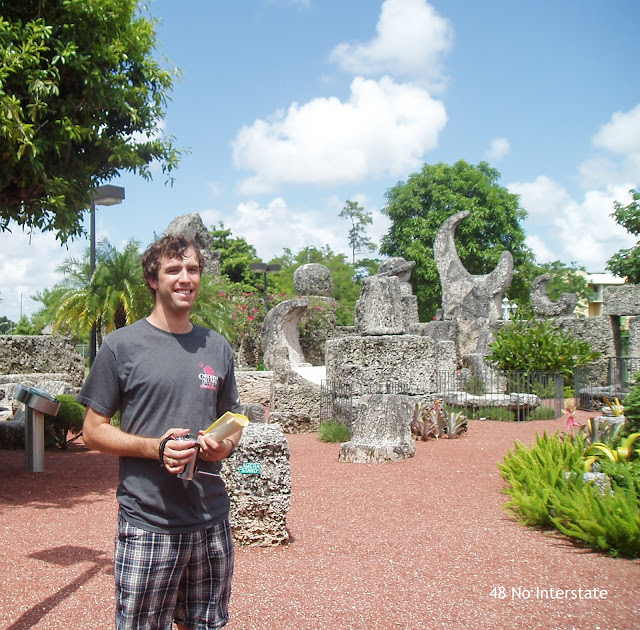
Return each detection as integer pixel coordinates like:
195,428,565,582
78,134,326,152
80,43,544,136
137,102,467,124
198,364,219,390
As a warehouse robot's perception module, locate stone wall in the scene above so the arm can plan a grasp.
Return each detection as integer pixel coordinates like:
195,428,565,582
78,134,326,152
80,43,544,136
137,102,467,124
235,370,272,405
325,335,457,395
0,335,85,387
603,285,640,316
222,423,291,546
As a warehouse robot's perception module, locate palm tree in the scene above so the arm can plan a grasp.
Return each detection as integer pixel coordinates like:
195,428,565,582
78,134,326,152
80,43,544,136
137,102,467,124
52,238,152,341
45,238,236,341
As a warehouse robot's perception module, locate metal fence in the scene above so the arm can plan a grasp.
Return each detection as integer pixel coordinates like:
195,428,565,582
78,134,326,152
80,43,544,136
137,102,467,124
574,357,640,411
320,380,410,425
435,369,564,421
321,369,564,424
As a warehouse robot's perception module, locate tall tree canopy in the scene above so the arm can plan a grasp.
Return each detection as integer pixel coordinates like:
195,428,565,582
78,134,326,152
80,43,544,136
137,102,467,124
0,0,182,243
380,160,535,320
209,222,260,287
607,188,640,283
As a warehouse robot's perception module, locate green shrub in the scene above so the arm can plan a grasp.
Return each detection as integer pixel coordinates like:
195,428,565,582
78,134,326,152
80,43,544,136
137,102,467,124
318,421,350,443
464,375,486,396
525,406,557,421
622,381,640,434
44,394,85,449
499,431,640,557
475,407,515,422
499,432,586,527
488,316,600,386
549,481,640,558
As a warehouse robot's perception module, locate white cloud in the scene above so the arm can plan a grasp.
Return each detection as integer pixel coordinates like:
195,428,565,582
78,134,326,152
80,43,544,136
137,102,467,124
580,104,640,189
329,0,453,89
511,178,636,271
525,234,556,264
510,104,640,272
200,193,388,264
232,76,447,194
592,104,640,155
0,229,85,322
485,137,510,163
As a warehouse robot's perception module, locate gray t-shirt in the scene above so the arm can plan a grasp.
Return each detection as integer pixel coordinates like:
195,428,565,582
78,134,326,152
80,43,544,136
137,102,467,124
77,318,242,534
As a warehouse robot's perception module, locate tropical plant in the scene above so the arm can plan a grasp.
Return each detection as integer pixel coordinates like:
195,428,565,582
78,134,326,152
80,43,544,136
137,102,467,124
0,0,182,244
410,401,443,440
548,480,640,558
317,421,350,443
500,431,640,557
488,316,601,386
578,417,625,447
49,238,151,340
622,379,640,434
498,432,586,527
583,433,640,471
443,410,468,438
602,396,625,417
44,394,85,449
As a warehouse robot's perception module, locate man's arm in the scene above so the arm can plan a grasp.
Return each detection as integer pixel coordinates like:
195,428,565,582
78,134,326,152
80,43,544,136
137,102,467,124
83,407,196,471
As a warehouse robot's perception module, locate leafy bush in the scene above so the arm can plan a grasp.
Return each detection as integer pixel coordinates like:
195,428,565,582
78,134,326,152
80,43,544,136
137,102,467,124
525,406,557,421
474,406,515,422
549,481,640,558
44,394,85,449
318,421,350,443
488,316,600,386
499,431,640,557
499,432,586,527
622,381,640,434
464,375,486,396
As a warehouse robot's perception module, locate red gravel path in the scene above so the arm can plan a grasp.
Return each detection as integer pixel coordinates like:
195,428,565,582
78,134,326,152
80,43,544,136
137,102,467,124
1,414,638,630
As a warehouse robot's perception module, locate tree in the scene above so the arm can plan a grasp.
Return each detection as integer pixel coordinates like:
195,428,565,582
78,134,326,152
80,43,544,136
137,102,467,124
607,188,640,283
0,0,182,243
48,238,152,339
0,315,14,334
339,200,376,264
380,160,535,320
209,222,260,286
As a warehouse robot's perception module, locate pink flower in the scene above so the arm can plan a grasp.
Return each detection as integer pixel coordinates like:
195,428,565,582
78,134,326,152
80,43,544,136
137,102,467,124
563,403,580,436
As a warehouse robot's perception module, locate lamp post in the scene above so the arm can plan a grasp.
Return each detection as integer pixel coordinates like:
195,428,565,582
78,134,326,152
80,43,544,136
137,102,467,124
249,263,281,312
501,296,518,321
89,184,125,366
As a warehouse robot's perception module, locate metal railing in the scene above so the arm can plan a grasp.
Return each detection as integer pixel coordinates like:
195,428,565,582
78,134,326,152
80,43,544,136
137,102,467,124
320,380,410,425
574,357,640,411
321,370,564,424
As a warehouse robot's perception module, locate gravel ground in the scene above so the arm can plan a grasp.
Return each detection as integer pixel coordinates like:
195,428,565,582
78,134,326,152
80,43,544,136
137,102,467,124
1,413,639,630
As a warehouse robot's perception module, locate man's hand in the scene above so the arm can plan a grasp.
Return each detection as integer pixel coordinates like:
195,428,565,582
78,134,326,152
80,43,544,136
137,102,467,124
197,432,234,462
160,429,198,473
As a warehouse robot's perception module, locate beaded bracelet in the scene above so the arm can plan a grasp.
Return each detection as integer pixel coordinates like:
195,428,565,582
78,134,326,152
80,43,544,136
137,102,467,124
158,435,173,467
224,439,236,457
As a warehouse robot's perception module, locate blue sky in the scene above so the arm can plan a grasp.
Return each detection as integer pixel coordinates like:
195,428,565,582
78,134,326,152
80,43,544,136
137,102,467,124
1,0,639,322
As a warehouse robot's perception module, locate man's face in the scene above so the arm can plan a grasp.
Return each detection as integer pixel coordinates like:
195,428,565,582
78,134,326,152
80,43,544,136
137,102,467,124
148,247,201,314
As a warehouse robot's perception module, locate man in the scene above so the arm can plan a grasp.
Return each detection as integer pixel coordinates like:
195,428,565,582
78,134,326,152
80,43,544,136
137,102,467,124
78,234,243,630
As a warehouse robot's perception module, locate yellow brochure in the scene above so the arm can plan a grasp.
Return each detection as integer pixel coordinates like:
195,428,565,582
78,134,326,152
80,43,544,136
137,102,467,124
204,411,250,441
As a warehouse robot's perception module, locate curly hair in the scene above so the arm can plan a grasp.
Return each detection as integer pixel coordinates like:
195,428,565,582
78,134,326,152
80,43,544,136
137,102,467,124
141,235,204,294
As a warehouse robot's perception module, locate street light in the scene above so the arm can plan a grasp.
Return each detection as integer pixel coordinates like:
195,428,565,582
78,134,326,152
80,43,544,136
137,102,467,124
501,296,518,321
249,263,281,312
89,184,125,366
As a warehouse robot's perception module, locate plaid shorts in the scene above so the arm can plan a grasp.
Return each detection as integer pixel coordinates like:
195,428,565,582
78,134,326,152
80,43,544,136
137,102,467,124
114,512,234,630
